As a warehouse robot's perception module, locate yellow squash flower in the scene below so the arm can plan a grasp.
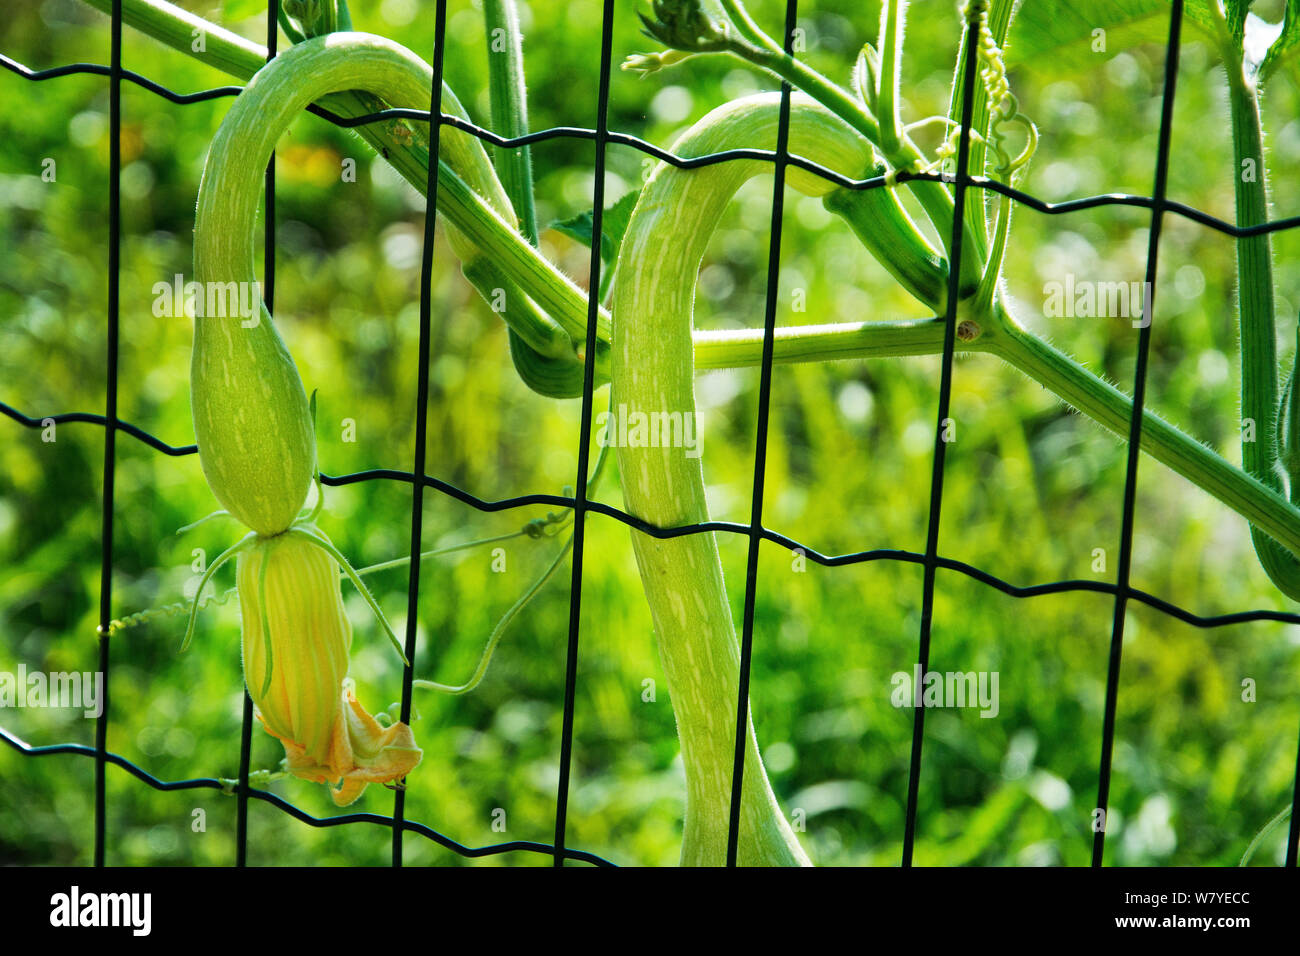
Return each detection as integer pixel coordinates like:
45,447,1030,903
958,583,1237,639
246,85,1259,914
236,525,421,806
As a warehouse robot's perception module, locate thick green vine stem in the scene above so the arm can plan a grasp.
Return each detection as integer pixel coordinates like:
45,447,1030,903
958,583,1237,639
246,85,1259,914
483,0,538,245
823,173,948,310
477,0,586,396
613,92,877,866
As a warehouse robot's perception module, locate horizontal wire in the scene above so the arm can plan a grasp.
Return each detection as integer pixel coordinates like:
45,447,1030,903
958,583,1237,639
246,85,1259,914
5,52,1300,238
0,400,198,456
0,52,243,104
0,725,614,866
4,399,1297,627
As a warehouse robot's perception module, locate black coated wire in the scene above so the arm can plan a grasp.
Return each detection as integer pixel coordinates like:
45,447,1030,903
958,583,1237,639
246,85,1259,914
550,0,618,869
9,52,1300,240
9,405,1297,631
91,0,122,871
901,5,984,868
0,725,614,866
725,0,800,869
390,0,447,870
233,0,282,873
1,0,1298,868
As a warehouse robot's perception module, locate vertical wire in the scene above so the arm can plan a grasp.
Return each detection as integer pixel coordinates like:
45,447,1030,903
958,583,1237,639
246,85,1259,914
1287,722,1300,865
93,0,123,868
235,689,254,867
1092,0,1184,868
393,0,450,867
236,0,280,868
552,0,616,869
899,6,983,868
724,0,798,869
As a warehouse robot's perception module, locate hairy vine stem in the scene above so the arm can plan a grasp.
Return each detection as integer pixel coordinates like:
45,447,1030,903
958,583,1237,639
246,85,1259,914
1219,12,1300,599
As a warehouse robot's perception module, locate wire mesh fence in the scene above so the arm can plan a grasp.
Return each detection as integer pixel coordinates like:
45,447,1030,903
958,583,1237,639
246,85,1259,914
2,0,1299,867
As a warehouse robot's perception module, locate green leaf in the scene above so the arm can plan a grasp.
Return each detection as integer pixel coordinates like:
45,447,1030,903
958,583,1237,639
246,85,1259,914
550,210,602,256
1260,2,1300,80
1007,0,1221,72
548,189,640,263
602,189,640,257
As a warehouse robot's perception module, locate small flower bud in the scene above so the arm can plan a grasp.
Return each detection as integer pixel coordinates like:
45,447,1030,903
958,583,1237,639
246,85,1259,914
638,0,731,54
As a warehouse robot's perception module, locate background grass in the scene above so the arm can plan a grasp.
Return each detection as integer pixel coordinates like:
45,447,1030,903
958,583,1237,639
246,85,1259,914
1,0,1298,866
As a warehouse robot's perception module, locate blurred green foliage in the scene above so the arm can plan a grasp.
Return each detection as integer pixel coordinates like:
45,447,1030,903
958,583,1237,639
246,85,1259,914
1,0,1299,866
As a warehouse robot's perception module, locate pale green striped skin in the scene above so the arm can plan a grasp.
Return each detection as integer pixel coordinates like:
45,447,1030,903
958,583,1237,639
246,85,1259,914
187,38,483,803
612,93,872,866
192,32,513,534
